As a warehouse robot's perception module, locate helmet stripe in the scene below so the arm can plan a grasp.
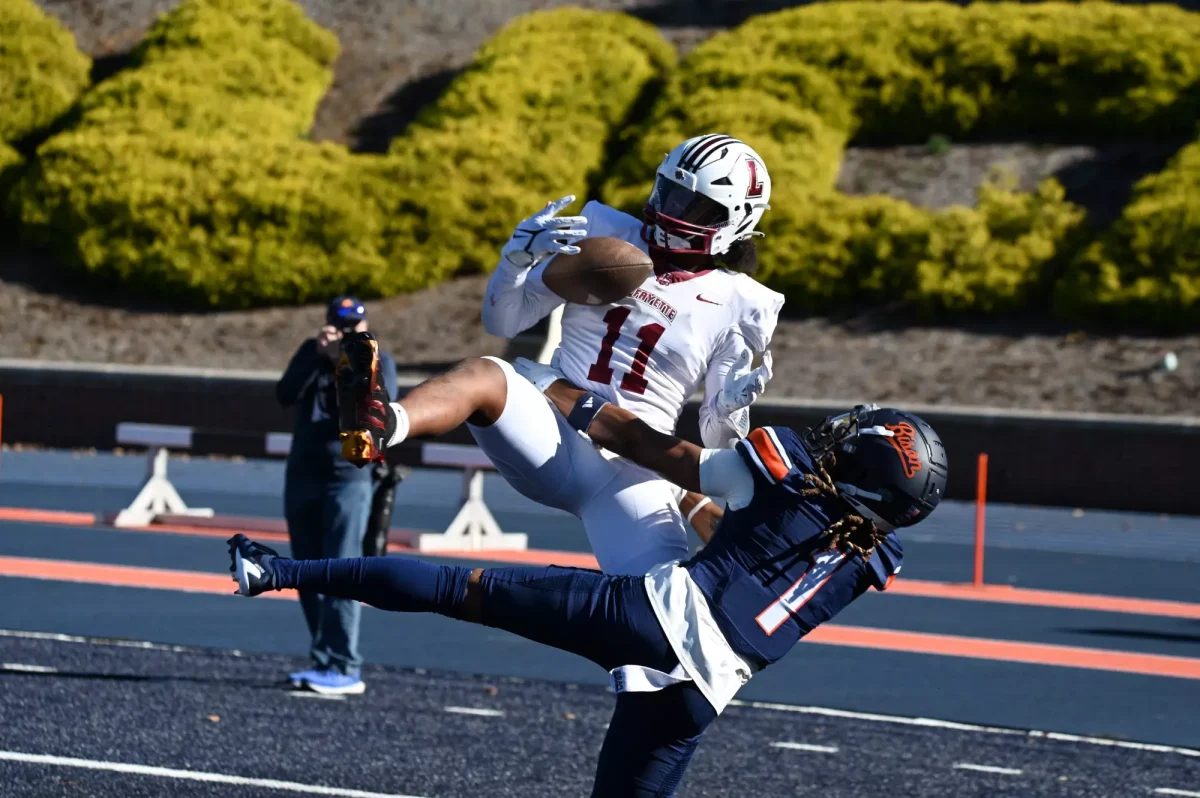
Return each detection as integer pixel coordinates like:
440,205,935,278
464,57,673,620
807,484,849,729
678,134,722,169
683,136,737,171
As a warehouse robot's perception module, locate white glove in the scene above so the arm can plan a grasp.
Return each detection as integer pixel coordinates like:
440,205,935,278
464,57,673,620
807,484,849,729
716,348,774,418
501,195,588,269
699,348,772,449
513,354,566,394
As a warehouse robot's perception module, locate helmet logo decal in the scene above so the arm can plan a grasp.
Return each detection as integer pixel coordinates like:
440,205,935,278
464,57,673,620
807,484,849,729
746,159,765,199
884,422,923,478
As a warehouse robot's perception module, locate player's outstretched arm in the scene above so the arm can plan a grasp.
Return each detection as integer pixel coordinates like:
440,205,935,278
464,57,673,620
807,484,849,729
541,380,704,493
482,196,582,338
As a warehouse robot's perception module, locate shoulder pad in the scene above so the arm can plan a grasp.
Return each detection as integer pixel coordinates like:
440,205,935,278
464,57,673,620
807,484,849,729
735,426,812,494
728,274,784,353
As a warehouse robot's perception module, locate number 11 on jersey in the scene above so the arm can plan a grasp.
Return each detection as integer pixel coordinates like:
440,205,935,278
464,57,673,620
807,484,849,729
586,307,665,396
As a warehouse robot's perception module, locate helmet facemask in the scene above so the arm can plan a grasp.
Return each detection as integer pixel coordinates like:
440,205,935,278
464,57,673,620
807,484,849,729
641,174,733,257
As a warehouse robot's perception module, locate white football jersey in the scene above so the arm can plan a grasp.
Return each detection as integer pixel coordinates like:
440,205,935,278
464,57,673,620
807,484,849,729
529,202,784,436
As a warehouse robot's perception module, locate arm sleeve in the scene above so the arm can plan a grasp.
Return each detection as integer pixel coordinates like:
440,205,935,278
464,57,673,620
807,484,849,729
698,448,756,511
482,199,611,338
275,340,320,408
480,256,566,338
698,330,751,449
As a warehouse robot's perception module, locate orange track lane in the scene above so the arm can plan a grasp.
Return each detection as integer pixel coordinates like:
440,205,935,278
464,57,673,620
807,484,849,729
4,506,1200,620
883,579,1200,621
806,625,1200,681
138,522,1200,618
2,554,1199,681
0,555,295,601
0,507,97,525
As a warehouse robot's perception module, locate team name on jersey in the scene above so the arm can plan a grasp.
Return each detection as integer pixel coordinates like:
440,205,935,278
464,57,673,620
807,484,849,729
630,287,677,322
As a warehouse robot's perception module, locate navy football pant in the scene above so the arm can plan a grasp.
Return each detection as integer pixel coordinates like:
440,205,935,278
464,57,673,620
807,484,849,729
271,556,718,796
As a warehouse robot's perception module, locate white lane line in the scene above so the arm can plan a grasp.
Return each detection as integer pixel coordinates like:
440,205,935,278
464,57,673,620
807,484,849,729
288,693,346,702
953,763,1024,775
443,706,504,717
0,628,222,655
5,628,1197,761
770,742,838,753
1,663,57,673
727,699,1200,758
1155,789,1200,797
0,751,424,798
1031,730,1200,757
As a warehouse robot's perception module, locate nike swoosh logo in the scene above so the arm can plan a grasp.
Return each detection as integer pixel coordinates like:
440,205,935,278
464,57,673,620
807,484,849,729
696,294,721,305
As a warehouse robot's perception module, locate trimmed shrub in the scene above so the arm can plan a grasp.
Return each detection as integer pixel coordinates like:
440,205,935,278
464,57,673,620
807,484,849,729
10,4,674,307
0,141,22,198
0,0,91,144
72,0,338,139
385,9,677,276
603,0,1200,322
1055,138,1200,328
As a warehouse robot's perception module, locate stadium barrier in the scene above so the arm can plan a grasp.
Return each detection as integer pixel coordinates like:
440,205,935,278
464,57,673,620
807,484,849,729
1,359,1198,516
109,421,527,552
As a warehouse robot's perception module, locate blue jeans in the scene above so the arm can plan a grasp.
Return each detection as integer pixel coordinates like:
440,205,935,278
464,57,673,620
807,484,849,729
271,557,718,795
283,473,372,674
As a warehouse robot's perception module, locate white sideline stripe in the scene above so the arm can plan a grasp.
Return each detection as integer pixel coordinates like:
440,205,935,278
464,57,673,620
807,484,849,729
443,706,504,717
4,629,1197,761
953,763,1023,775
726,700,1200,758
1156,789,1200,797
0,628,224,655
289,692,346,702
1,663,56,673
770,742,838,753
0,751,425,798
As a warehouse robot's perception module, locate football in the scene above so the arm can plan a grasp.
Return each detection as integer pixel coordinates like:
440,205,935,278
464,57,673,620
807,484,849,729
541,236,653,306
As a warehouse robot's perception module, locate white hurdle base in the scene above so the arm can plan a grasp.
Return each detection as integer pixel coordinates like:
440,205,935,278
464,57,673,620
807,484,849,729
394,444,527,552
113,446,214,528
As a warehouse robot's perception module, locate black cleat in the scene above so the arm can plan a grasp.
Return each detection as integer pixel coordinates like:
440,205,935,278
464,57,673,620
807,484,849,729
336,331,394,468
228,534,281,597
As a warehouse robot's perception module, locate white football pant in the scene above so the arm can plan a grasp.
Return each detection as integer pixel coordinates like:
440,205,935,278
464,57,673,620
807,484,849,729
467,356,690,575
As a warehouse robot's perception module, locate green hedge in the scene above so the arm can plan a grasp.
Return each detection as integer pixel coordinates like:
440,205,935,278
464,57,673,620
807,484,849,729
1055,137,1200,328
72,0,338,139
10,4,673,307
0,0,91,144
0,142,22,198
384,9,675,276
602,0,1200,322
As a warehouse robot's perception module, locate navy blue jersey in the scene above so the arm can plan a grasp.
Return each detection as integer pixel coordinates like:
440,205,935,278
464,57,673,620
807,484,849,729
684,426,903,670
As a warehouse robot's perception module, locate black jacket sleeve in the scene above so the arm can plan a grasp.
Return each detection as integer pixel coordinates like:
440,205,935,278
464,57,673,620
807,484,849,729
276,339,321,408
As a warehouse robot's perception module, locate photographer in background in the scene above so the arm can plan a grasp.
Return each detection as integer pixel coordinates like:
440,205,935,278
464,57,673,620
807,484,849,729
275,296,398,695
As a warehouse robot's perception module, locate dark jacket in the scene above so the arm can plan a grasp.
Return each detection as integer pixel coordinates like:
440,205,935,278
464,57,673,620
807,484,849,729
276,338,399,481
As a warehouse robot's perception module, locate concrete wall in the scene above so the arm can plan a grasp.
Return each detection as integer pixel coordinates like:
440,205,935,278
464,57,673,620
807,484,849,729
2,360,1197,514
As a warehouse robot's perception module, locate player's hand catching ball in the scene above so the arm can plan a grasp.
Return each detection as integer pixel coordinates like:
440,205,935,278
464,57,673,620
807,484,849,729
501,195,588,269
716,348,774,417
